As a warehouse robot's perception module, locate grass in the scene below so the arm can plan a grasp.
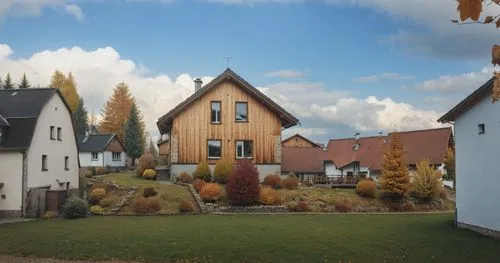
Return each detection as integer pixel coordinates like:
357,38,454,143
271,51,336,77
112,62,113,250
0,214,498,262
94,172,198,214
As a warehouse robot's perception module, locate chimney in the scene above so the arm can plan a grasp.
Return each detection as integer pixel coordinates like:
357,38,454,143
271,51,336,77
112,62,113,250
82,131,90,143
194,78,203,92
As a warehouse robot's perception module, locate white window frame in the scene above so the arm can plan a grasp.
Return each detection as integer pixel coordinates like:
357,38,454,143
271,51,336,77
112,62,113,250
236,140,253,159
112,152,121,161
211,101,221,124
91,152,99,161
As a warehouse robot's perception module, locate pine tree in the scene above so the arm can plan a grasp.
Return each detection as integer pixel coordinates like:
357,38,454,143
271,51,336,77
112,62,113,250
124,104,144,164
3,73,14,90
50,70,79,112
18,73,30,89
74,97,89,137
379,133,410,200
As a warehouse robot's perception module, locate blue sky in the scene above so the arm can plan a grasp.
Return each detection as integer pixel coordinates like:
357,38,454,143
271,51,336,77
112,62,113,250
0,0,498,142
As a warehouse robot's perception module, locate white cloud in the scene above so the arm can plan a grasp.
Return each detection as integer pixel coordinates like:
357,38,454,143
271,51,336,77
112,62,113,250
64,4,83,21
203,0,303,4
264,69,307,78
411,67,496,93
355,72,414,83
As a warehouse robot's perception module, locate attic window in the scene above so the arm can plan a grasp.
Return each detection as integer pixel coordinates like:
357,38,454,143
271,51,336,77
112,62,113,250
353,143,360,151
478,124,485,135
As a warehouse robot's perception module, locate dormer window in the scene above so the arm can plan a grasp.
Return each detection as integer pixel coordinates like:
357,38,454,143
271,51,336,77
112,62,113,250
353,143,360,151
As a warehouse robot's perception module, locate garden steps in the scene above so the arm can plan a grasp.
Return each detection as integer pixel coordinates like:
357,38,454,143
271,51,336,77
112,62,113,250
109,186,139,214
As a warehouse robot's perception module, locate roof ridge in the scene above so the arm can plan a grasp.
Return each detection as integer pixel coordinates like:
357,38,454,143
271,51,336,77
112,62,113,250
0,87,53,92
389,127,451,134
328,135,386,142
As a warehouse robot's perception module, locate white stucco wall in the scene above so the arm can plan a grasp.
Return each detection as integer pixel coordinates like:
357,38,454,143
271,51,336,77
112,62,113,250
171,163,280,182
79,152,103,167
454,94,500,232
26,94,79,190
0,152,23,211
324,162,370,178
103,151,126,167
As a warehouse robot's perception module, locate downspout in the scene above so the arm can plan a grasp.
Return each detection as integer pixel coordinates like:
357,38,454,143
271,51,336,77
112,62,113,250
21,151,28,217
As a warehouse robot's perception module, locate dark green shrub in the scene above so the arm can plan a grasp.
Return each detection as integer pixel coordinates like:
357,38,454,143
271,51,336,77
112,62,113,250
63,195,88,219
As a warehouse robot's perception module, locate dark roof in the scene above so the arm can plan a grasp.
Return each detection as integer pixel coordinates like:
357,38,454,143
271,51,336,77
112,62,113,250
0,88,61,151
157,68,299,133
77,134,116,152
0,114,9,126
281,133,321,148
438,77,494,123
281,147,324,174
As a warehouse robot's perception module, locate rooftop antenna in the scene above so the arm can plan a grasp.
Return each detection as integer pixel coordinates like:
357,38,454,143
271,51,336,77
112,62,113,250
223,56,232,68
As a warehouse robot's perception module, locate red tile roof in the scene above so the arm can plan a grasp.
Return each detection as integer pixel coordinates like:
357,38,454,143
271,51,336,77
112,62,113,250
281,146,325,174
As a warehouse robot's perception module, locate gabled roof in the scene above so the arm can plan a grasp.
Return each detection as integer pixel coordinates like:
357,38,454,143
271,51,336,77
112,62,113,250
157,68,299,133
0,88,71,152
281,133,321,148
323,135,386,170
439,77,494,123
281,146,325,174
77,134,122,152
0,114,9,126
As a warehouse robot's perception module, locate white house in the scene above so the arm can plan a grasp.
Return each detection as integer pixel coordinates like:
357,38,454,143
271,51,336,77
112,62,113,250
78,133,127,170
0,88,79,218
439,77,500,237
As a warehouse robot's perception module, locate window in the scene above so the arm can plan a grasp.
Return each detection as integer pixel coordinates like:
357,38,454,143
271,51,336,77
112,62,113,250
211,101,221,123
50,126,55,140
208,140,221,159
57,127,62,141
236,140,253,159
42,155,48,171
112,152,121,161
235,102,248,122
91,152,99,161
64,156,69,171
478,123,485,135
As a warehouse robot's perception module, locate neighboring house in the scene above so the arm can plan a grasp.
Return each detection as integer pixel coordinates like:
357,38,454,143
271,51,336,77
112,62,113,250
281,134,324,180
0,88,79,218
78,133,127,170
438,77,500,235
281,134,322,148
156,68,299,181
322,127,453,179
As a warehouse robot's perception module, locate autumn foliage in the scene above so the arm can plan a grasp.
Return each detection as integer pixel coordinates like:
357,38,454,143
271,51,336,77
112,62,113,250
193,161,212,182
50,70,80,112
260,187,281,205
179,172,194,184
226,160,260,206
379,133,410,200
193,179,207,193
262,174,282,189
199,183,222,202
411,159,443,202
136,152,155,177
213,158,233,184
356,180,377,198
282,173,299,189
457,0,482,22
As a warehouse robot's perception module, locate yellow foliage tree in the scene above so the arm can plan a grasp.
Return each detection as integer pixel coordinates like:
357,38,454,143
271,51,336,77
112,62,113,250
49,70,80,112
379,133,410,200
411,159,443,202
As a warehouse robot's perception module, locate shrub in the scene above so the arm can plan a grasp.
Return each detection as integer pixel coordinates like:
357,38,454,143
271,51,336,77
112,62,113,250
133,196,161,214
142,169,157,180
401,202,415,212
226,160,260,206
136,152,156,177
260,187,281,205
95,167,109,175
282,173,299,189
379,133,410,200
213,159,233,184
285,201,298,211
193,179,207,193
179,200,195,213
334,198,353,213
199,183,222,202
356,180,377,198
263,174,282,189
143,187,158,198
411,159,443,202
179,172,194,184
295,201,311,212
41,211,58,220
63,195,88,219
91,166,97,176
90,205,105,215
193,161,211,182
89,188,106,205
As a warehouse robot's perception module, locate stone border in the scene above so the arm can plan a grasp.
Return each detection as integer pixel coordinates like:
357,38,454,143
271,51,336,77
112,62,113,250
110,186,139,214
179,183,207,214
457,222,500,239
217,205,288,213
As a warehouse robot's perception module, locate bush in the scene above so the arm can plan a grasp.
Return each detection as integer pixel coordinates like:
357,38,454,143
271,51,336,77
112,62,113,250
295,201,311,212
285,201,298,211
142,169,157,180
89,188,106,205
90,205,105,215
143,187,158,198
213,159,233,184
41,211,58,220
179,172,194,184
263,174,282,189
334,199,353,213
133,196,161,214
91,166,97,176
411,159,443,202
136,152,156,177
193,161,212,182
63,195,88,219
179,200,195,213
193,179,207,193
95,167,109,175
260,187,281,205
356,180,377,198
282,173,299,189
199,183,222,202
401,202,415,212
226,160,260,206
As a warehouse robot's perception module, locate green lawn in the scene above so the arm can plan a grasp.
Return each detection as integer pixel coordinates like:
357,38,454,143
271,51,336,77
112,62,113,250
0,214,498,262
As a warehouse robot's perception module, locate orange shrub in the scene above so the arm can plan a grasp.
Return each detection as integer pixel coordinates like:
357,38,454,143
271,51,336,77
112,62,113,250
295,201,311,212
260,187,281,205
401,202,415,212
199,183,222,202
179,200,195,213
133,196,161,213
356,180,377,198
282,174,299,189
179,172,194,184
263,174,282,189
193,179,207,193
334,198,353,213
89,188,106,205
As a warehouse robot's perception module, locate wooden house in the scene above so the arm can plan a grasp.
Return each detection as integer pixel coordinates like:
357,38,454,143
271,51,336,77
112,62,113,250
281,133,321,148
156,68,299,180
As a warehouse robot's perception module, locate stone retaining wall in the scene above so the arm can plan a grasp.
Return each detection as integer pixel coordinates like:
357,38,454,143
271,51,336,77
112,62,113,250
180,183,207,214
217,205,288,213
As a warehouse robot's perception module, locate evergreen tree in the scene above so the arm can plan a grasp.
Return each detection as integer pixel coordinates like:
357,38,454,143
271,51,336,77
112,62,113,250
18,73,30,89
74,97,89,137
124,104,144,164
379,133,410,200
3,73,14,90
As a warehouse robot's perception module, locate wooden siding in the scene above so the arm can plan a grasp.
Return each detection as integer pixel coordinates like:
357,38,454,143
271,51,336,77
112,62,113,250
158,141,170,155
105,137,125,152
171,80,282,164
282,135,317,148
